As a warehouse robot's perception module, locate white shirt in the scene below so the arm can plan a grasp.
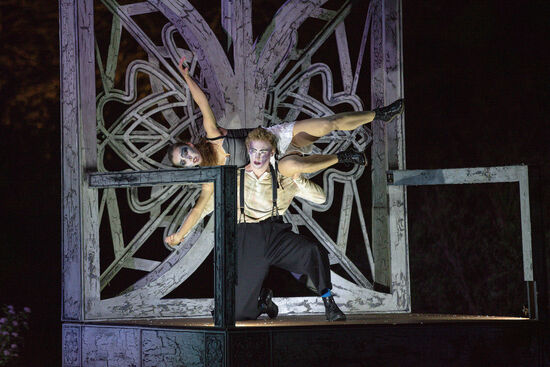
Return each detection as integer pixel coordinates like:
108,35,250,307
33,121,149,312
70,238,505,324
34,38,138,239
237,168,326,223
200,169,326,223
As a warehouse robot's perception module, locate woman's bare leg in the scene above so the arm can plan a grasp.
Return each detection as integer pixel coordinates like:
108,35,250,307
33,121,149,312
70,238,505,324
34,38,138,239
290,99,404,148
278,154,339,177
291,111,375,147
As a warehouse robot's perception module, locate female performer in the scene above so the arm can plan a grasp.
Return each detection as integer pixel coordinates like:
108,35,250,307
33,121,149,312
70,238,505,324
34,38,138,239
165,58,403,246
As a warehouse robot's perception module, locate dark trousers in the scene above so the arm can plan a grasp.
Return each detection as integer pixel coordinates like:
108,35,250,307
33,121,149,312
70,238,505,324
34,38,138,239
235,219,332,320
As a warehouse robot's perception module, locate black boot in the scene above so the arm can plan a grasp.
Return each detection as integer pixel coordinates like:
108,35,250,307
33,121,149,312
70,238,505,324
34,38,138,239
337,148,367,166
258,288,278,319
323,295,346,321
373,98,404,122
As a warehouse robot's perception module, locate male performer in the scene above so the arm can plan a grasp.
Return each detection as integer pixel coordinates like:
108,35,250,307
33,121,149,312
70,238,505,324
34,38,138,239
234,127,348,321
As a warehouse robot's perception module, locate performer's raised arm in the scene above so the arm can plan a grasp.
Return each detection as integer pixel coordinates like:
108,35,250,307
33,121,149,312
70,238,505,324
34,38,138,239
164,182,214,247
178,57,221,139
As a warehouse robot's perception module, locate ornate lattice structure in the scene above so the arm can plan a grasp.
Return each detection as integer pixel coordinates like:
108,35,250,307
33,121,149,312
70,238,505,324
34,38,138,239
61,0,408,321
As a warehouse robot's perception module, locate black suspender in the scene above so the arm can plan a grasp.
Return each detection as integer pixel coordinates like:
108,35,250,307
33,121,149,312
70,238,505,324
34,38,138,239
268,164,279,218
239,168,245,219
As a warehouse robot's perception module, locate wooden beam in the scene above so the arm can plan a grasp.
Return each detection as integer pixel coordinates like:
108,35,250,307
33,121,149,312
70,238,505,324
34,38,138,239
213,166,237,328
526,166,548,321
388,166,527,186
60,0,96,321
370,0,406,292
88,167,234,188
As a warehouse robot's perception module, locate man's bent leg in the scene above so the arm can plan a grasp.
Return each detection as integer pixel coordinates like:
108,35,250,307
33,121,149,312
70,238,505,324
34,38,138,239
266,221,346,321
265,222,332,295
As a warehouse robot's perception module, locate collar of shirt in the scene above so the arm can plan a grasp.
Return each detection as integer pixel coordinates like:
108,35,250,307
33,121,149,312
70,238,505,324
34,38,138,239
244,168,271,182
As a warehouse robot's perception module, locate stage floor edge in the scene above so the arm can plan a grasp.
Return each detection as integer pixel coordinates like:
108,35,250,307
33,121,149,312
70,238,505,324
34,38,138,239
91,312,531,328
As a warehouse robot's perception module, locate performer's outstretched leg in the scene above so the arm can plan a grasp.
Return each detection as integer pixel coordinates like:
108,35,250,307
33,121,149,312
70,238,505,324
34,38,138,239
278,150,366,177
290,99,404,148
278,154,337,177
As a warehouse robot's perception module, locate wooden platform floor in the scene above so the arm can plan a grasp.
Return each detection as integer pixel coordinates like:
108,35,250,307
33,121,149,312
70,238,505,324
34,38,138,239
97,313,530,329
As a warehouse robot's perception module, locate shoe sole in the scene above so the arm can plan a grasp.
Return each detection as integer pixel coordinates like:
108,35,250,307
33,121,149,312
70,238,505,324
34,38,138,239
326,314,347,322
267,304,278,319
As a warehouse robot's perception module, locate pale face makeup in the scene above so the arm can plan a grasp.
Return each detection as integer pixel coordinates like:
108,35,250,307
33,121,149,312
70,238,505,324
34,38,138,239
247,140,274,173
173,144,202,167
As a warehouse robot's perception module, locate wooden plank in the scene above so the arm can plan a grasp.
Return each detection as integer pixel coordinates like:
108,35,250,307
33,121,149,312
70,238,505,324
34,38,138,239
213,166,237,328
60,0,83,322
88,313,532,328
142,329,204,366
334,22,353,93
103,189,124,258
384,0,408,299
351,180,375,278
369,0,407,296
370,0,389,290
123,257,162,272
121,2,157,16
388,184,410,309
104,14,121,91
518,167,533,282
526,166,548,321
82,326,141,366
88,167,231,188
351,3,373,95
336,183,353,253
384,0,405,172
62,324,81,366
388,166,526,186
77,0,100,322
60,0,96,322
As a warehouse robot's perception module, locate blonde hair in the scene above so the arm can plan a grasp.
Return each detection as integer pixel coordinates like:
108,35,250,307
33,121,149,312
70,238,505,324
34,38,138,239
245,127,277,151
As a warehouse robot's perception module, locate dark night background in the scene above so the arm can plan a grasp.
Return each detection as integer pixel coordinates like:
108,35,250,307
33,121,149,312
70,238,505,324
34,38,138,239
0,0,549,365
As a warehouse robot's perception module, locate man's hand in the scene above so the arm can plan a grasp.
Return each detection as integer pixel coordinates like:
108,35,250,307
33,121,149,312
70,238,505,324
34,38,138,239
165,233,184,247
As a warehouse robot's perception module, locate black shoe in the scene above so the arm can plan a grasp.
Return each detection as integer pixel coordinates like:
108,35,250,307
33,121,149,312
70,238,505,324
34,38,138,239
337,148,367,166
323,296,346,321
258,288,278,319
373,98,404,122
